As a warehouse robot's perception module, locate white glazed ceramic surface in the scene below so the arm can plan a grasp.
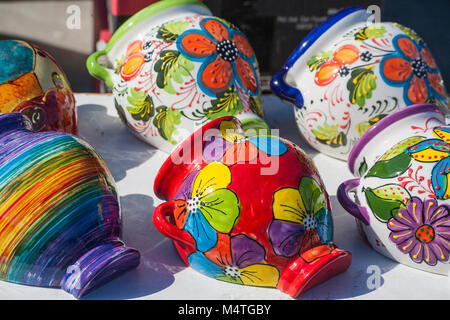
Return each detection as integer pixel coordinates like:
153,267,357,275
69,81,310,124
91,2,267,153
279,8,448,160
349,107,450,275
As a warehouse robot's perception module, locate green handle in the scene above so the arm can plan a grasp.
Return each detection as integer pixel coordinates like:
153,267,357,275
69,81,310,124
86,50,115,89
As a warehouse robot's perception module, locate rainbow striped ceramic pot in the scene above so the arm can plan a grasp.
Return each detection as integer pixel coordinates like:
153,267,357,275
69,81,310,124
0,113,140,298
0,40,77,134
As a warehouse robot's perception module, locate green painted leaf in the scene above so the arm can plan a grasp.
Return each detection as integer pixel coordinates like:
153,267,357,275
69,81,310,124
358,159,368,177
356,121,371,137
356,114,388,136
154,50,194,94
365,187,406,221
156,21,189,42
354,25,387,41
199,188,240,233
379,136,425,161
311,123,347,148
347,68,377,107
370,184,411,204
365,25,387,38
126,88,154,121
205,87,244,120
152,106,181,144
366,152,411,178
216,274,244,285
307,51,332,71
298,177,326,215
114,99,129,126
394,23,422,43
248,95,264,118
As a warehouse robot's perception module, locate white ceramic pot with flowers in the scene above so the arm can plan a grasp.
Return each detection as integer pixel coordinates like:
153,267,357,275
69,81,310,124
86,0,268,153
271,7,448,160
338,104,450,275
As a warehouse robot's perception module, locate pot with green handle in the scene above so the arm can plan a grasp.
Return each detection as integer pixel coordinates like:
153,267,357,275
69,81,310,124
87,0,268,153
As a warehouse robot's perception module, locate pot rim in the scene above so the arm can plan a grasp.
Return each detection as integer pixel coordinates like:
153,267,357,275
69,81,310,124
153,116,240,201
348,103,445,174
270,6,364,108
104,0,210,54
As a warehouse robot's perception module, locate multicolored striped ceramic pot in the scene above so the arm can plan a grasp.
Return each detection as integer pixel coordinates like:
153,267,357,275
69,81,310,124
0,113,139,298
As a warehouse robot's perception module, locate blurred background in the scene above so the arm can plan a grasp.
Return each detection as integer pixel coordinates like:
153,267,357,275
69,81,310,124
0,0,448,93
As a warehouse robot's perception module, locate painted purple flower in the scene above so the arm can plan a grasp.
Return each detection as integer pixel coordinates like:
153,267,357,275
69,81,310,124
188,234,279,287
387,197,450,266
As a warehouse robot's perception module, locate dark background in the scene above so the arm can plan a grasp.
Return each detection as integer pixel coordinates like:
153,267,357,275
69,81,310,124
204,0,450,91
0,0,448,92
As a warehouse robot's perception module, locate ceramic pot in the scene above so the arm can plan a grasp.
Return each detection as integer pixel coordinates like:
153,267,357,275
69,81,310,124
152,116,351,298
0,40,77,134
338,104,450,275
0,113,140,298
87,0,268,153
271,7,448,160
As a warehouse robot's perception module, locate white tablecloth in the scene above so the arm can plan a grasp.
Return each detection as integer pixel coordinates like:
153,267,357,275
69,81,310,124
1,93,448,300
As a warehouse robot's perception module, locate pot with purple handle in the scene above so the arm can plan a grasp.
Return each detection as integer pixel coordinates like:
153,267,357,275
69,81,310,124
338,103,450,275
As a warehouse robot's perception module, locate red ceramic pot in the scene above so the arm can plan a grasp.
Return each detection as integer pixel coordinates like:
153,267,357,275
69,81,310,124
153,116,351,298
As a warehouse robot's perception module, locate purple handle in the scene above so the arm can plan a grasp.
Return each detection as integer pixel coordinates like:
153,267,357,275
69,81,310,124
337,178,370,225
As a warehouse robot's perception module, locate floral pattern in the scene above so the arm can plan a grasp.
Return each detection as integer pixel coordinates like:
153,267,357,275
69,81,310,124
119,40,145,81
380,35,446,105
387,197,450,266
158,117,339,290
313,44,360,86
174,162,240,252
177,17,258,96
268,176,333,257
111,15,265,148
292,22,448,161
407,126,450,199
203,120,288,165
188,234,279,287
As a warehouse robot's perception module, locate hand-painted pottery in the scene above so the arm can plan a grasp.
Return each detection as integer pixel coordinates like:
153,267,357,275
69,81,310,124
271,7,448,160
0,40,77,134
0,113,140,298
152,116,351,298
86,0,268,154
338,104,450,275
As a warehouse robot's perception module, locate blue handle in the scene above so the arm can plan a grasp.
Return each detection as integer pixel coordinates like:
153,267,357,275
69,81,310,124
270,67,304,109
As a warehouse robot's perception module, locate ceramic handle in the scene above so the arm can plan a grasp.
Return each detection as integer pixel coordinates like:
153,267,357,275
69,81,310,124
86,50,115,89
153,201,196,251
337,178,370,225
270,67,304,109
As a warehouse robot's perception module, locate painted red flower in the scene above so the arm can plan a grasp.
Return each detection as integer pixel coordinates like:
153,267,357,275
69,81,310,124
120,40,145,81
380,35,446,104
314,44,360,86
176,18,258,96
